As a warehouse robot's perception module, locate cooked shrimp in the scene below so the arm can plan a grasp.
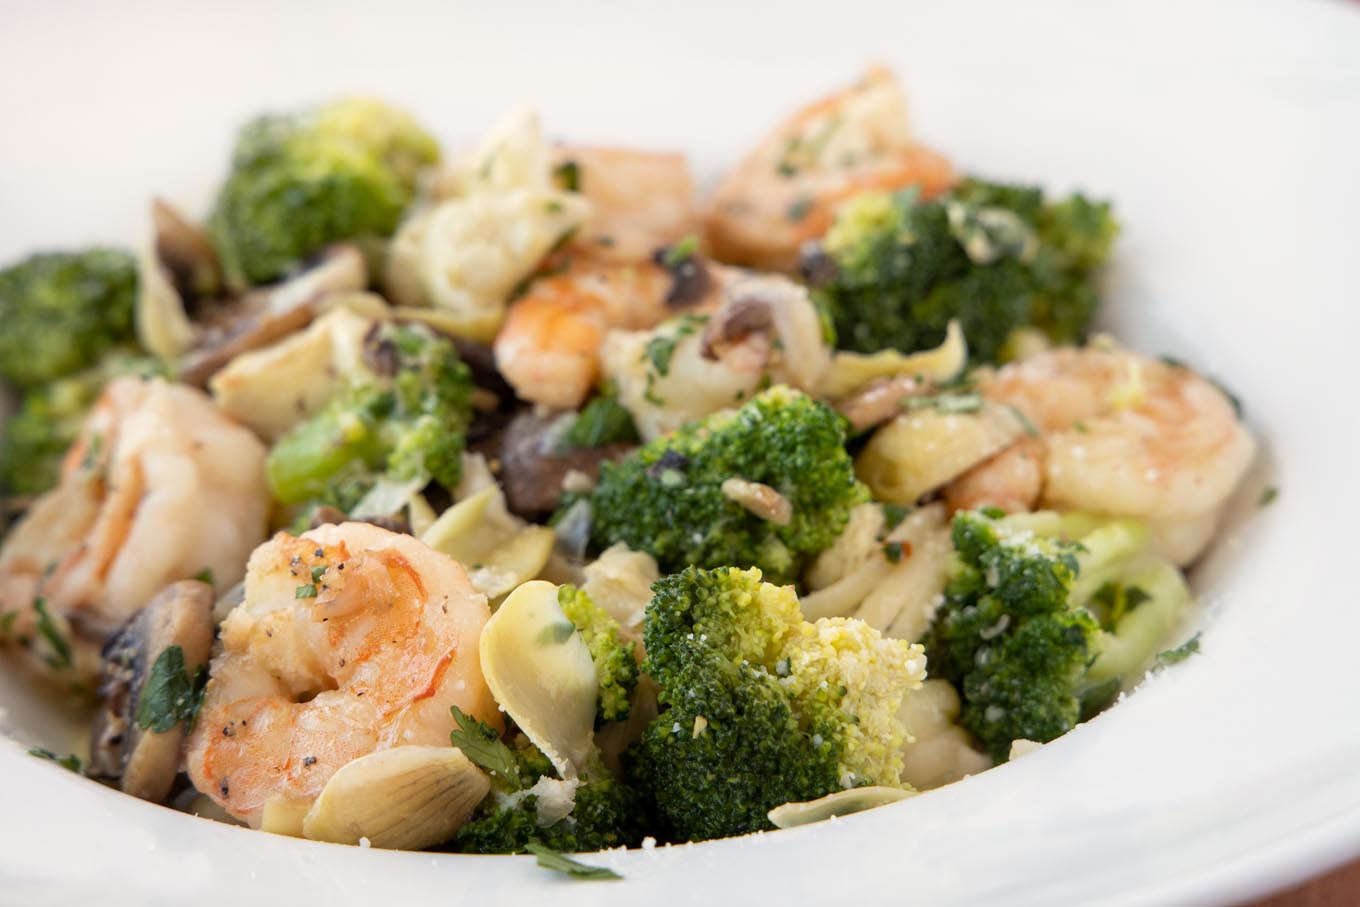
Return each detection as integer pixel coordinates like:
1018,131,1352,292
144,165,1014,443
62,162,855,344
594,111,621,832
979,346,1255,563
705,66,955,271
494,258,731,410
553,146,698,263
943,436,1045,515
185,522,499,828
0,377,268,682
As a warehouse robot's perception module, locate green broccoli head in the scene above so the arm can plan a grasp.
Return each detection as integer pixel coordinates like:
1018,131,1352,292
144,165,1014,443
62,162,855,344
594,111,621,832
627,565,925,843
586,386,866,585
811,178,1117,362
210,97,439,288
0,249,138,388
265,321,473,514
1,352,161,496
557,584,638,724
925,509,1190,762
455,772,645,855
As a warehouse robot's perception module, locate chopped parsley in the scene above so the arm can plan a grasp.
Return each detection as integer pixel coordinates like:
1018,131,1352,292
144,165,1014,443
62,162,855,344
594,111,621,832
310,564,327,583
525,842,622,881
1007,404,1039,438
135,645,209,734
1258,486,1278,508
553,160,581,193
881,503,912,532
1156,633,1202,667
883,541,906,564
33,597,71,670
295,584,318,599
660,235,699,269
0,611,17,639
787,196,813,223
28,747,83,774
193,568,215,587
536,622,577,646
449,704,521,788
557,395,640,452
903,391,984,415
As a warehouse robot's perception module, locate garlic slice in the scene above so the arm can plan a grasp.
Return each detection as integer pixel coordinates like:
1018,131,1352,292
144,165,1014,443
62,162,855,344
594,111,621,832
300,746,490,850
767,786,916,829
479,580,597,778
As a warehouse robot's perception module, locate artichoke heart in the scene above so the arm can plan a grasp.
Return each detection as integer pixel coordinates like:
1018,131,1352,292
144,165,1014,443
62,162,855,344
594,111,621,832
822,319,967,399
856,401,1022,505
767,786,915,829
300,745,490,850
479,580,597,779
421,484,555,601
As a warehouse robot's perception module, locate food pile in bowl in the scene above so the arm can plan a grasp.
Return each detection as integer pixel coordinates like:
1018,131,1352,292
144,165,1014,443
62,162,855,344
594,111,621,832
0,66,1253,865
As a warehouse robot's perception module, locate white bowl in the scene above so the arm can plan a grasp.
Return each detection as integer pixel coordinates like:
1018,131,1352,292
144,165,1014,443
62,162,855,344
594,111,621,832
2,1,1358,904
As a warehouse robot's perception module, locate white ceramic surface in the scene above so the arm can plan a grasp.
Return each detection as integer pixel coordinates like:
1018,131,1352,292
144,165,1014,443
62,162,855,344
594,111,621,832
1,0,1358,904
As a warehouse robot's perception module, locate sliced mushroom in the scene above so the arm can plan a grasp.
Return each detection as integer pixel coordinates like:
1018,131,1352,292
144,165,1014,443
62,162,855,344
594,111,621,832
499,409,636,516
88,580,214,804
701,275,831,392
300,745,490,850
767,786,916,829
479,580,597,779
178,244,368,386
153,199,221,303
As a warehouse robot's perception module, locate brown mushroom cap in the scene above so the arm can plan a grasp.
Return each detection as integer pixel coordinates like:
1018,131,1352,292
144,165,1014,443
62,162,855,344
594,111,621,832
88,580,215,804
498,409,636,516
177,244,368,386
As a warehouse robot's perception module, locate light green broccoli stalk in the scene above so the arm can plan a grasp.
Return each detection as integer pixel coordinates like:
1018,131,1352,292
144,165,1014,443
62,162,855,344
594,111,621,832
0,249,139,388
582,386,867,585
627,565,925,842
265,321,472,518
810,178,1117,362
556,584,639,724
925,509,1192,761
210,97,439,288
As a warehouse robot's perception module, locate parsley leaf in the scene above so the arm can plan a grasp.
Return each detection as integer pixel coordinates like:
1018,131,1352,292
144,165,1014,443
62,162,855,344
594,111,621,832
1156,633,1202,667
883,541,905,563
28,747,82,773
295,584,318,599
660,235,699,269
136,645,209,734
553,160,580,193
557,395,640,452
525,842,622,881
33,597,72,670
1258,486,1278,508
192,568,215,587
449,704,521,788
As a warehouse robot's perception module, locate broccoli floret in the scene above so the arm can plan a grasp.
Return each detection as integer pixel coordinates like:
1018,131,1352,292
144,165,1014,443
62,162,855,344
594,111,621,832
210,97,439,287
811,178,1117,362
456,772,644,855
924,509,1191,762
0,249,138,388
585,386,866,584
627,565,924,842
1,353,161,496
265,321,473,514
557,585,638,724
449,709,643,854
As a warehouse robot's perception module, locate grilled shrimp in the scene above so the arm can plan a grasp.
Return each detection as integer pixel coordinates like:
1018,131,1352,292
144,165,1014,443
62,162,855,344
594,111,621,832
0,377,268,683
975,346,1255,564
704,66,955,271
185,521,498,828
553,146,699,263
494,258,732,410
